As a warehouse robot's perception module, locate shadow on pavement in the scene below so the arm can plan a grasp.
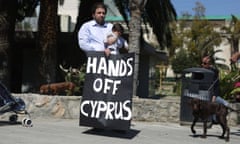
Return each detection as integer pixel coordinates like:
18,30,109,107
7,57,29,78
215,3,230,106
0,120,21,126
189,134,228,141
231,129,240,136
83,128,140,139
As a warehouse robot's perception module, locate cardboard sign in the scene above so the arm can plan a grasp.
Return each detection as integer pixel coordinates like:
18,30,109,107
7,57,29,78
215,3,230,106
79,52,135,130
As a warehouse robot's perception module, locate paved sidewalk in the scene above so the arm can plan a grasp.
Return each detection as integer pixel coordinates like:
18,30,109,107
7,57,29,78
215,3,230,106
0,118,239,144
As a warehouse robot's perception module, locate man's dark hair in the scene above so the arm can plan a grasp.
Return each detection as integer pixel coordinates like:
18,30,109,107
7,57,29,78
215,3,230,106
112,23,124,33
91,2,107,14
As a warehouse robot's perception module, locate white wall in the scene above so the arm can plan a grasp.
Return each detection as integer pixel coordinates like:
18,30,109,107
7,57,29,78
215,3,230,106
58,0,79,23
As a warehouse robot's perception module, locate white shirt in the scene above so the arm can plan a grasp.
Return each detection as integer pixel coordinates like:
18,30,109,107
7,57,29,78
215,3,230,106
78,20,113,52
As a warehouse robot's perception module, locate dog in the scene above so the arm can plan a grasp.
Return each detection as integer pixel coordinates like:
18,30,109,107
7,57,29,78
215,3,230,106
189,98,230,142
40,82,75,95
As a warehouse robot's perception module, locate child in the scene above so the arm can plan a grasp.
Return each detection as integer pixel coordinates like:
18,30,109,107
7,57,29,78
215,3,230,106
104,23,128,55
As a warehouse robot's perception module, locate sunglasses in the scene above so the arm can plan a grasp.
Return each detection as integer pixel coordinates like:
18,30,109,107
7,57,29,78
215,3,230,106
202,62,209,65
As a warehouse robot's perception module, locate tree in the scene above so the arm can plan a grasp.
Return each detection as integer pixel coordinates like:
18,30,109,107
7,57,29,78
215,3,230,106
127,0,144,95
192,1,205,18
171,48,196,74
170,18,222,73
37,0,58,86
221,15,240,55
186,2,221,62
0,0,38,89
186,19,222,62
170,2,222,75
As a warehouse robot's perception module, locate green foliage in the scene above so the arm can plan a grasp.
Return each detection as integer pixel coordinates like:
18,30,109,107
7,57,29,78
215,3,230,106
170,19,222,74
219,68,239,100
218,15,240,100
170,3,240,101
221,15,240,53
185,19,222,60
59,64,86,95
171,49,198,74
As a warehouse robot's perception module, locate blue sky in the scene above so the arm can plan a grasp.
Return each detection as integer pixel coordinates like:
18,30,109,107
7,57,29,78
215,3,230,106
171,0,240,17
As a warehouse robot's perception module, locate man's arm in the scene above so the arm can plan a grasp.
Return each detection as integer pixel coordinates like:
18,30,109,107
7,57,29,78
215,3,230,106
78,24,94,51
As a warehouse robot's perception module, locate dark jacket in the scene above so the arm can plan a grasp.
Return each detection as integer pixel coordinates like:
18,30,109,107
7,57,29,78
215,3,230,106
208,66,220,97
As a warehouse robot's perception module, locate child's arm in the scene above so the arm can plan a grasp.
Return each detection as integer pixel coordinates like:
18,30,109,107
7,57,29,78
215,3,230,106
104,32,118,46
117,37,129,53
103,33,118,56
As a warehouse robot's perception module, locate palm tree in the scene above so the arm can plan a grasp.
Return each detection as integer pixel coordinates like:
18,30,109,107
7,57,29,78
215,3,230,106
127,0,145,95
0,0,37,89
221,15,240,55
0,0,18,89
37,0,58,86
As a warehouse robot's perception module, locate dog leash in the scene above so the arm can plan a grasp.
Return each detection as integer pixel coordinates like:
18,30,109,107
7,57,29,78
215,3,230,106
199,78,218,101
208,78,218,91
